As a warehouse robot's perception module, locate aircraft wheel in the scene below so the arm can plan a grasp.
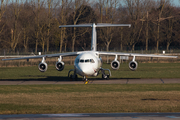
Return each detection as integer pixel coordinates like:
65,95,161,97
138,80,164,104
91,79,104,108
75,75,78,81
70,74,73,81
102,74,109,80
102,74,106,79
106,75,110,80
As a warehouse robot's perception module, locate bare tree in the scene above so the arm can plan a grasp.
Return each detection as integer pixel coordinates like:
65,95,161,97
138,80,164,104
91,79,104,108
0,0,9,51
59,0,70,52
98,0,119,52
162,6,176,50
0,0,8,34
19,2,34,52
98,0,105,23
149,0,173,51
10,0,23,52
32,0,41,53
156,0,165,51
69,0,91,52
123,0,146,51
0,0,180,53
46,0,59,52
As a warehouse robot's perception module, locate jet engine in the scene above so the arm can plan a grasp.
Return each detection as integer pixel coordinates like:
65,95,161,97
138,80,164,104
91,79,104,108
129,61,138,71
111,60,120,70
55,61,64,71
38,62,48,72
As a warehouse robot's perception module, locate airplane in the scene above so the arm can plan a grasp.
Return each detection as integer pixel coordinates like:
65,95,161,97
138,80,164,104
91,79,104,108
2,23,178,84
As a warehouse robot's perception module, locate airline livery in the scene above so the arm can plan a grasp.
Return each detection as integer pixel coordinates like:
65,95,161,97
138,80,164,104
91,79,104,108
2,23,178,84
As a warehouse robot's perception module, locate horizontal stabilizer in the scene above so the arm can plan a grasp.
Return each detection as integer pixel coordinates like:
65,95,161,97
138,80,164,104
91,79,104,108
96,23,131,28
59,24,92,28
59,23,131,28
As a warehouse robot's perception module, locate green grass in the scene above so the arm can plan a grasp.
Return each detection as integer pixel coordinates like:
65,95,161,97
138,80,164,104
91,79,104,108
0,63,180,80
0,84,180,94
0,84,180,114
0,63,180,114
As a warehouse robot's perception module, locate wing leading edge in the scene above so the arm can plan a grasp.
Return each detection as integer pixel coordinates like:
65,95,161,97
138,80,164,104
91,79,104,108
2,51,83,61
2,51,178,61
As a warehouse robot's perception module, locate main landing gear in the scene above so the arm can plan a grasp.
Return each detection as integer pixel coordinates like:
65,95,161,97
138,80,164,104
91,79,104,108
82,68,111,84
68,68,111,84
100,68,111,80
68,69,78,81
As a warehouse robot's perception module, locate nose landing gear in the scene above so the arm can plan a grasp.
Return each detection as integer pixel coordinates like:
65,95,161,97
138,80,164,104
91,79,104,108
83,76,89,84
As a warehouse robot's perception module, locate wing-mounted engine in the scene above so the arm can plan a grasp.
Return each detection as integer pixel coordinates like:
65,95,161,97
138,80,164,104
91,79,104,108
55,56,64,71
38,57,48,72
111,60,120,70
55,61,64,71
129,56,138,71
111,55,120,70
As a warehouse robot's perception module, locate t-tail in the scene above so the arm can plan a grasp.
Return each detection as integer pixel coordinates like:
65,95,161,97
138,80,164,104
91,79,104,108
59,23,131,51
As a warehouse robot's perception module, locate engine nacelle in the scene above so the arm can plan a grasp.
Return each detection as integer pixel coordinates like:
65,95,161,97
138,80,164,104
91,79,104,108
55,61,64,71
38,62,48,72
111,60,120,70
129,61,138,71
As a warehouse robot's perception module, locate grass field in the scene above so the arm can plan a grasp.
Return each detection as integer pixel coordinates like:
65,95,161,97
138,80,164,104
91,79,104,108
0,63,180,114
0,84,180,114
0,63,180,80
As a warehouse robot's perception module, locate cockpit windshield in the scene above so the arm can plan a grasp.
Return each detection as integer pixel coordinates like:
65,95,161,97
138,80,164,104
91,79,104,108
85,59,90,62
80,59,84,63
78,59,95,63
90,59,95,63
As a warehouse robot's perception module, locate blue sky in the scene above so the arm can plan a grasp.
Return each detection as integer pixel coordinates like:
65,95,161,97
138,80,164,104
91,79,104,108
172,0,180,6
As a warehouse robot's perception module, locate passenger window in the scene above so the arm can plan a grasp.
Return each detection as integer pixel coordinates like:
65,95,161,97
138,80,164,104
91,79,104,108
85,59,90,62
90,59,95,63
80,59,84,63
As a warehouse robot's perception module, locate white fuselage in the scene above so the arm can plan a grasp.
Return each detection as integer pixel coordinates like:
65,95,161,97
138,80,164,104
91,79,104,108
74,51,102,77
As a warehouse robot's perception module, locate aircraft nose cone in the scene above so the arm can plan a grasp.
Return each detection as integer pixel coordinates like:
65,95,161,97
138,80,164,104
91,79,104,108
82,69,90,75
77,64,92,76
80,66,89,75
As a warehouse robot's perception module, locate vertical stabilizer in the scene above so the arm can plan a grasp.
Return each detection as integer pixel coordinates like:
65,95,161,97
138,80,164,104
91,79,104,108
91,23,97,51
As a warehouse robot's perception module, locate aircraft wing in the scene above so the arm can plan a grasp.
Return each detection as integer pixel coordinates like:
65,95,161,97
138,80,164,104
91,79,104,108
98,51,178,58
2,52,82,61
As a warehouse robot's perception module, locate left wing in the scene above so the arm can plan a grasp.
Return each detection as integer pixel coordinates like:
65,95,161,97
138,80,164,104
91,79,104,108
98,51,177,71
98,51,178,58
2,51,84,61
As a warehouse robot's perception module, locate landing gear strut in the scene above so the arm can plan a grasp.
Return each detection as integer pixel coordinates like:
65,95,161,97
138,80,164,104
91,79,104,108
102,74,110,79
100,68,111,80
83,76,89,84
68,69,78,81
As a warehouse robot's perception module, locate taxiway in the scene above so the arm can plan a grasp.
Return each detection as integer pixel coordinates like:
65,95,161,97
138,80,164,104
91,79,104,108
0,78,180,85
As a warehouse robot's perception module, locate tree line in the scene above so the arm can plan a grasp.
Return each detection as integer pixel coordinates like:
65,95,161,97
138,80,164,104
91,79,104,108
0,0,180,54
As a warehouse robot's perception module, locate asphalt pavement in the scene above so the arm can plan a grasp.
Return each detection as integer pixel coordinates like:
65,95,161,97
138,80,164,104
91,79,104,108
1,78,180,85
0,113,180,120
